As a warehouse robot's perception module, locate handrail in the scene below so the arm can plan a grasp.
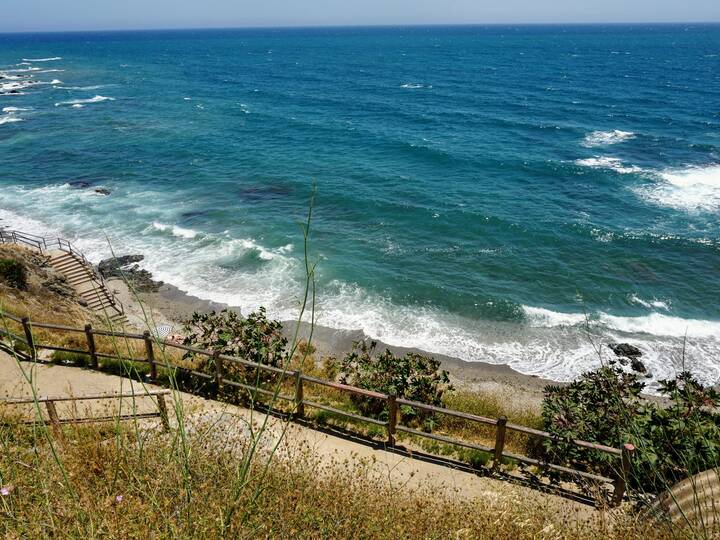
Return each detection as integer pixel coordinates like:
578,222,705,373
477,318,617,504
2,389,170,405
1,389,171,431
0,229,124,318
0,310,635,506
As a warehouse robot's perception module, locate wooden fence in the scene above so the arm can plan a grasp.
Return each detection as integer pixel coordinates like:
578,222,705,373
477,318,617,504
0,311,635,505
1,390,171,433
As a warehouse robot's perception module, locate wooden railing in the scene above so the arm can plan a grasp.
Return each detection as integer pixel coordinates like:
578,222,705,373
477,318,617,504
0,228,124,318
0,311,635,506
1,390,171,433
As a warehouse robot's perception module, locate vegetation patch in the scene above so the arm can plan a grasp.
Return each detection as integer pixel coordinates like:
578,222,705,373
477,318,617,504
0,258,27,290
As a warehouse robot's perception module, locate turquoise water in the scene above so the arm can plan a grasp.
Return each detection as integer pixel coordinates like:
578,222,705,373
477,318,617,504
1,25,719,385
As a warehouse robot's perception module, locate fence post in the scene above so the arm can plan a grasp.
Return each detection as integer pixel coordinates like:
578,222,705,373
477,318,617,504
157,394,170,432
45,400,62,438
213,351,223,397
21,317,36,360
387,394,397,446
84,324,98,369
611,443,635,506
493,416,508,470
143,331,157,381
294,371,305,418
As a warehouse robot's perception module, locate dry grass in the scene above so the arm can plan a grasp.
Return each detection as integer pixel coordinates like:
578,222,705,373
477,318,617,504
0,417,674,540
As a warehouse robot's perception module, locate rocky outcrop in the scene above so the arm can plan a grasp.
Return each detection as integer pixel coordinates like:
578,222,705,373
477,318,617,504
98,254,162,292
608,343,651,377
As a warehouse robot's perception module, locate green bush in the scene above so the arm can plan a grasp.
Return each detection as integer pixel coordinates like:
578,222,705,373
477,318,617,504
542,363,720,493
182,308,289,388
50,350,91,367
0,258,27,290
337,341,453,424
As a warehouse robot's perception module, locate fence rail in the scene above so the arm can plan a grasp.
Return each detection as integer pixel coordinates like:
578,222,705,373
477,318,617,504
0,310,634,506
1,389,171,432
0,229,124,318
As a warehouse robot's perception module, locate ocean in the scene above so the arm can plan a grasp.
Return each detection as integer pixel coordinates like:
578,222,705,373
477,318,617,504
1,24,719,387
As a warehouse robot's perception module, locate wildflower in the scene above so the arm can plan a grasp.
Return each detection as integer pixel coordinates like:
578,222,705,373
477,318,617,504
1,487,10,496
114,494,123,504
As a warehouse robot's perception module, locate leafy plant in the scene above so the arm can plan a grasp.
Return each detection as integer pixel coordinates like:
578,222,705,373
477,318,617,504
182,308,289,386
337,341,452,424
542,363,720,494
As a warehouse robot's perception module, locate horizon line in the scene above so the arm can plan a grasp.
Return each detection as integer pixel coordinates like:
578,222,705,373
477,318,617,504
1,20,719,35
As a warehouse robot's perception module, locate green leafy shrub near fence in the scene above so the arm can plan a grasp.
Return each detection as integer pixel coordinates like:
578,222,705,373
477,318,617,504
336,341,453,427
0,258,27,290
542,363,720,493
183,307,288,384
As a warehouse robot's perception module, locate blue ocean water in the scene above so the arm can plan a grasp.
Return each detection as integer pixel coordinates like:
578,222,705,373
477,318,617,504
1,25,719,385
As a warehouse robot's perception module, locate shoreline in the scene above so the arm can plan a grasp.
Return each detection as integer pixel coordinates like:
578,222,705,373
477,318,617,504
109,278,554,406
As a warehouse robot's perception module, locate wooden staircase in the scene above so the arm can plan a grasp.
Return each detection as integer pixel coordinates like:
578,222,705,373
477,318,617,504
0,229,128,326
47,250,128,326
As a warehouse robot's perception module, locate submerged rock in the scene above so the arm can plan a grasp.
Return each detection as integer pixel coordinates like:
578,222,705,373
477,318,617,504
94,188,111,195
69,181,93,189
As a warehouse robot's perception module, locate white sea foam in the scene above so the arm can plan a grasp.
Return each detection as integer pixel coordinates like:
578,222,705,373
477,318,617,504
524,305,720,339
0,116,23,125
3,67,41,73
58,85,112,91
575,156,642,174
152,221,198,239
401,83,432,89
22,57,62,62
635,164,720,212
582,130,636,147
2,107,29,113
629,294,670,311
55,95,115,107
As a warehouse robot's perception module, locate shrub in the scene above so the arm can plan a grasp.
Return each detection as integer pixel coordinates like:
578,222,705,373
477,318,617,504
50,350,91,367
542,363,720,493
0,258,27,290
337,341,452,424
182,308,289,387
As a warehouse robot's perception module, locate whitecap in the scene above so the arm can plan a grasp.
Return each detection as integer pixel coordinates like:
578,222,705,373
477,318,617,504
575,156,642,174
635,164,720,212
401,83,431,89
22,57,62,62
55,95,115,107
581,129,636,147
0,116,23,125
151,221,199,239
628,294,670,311
2,107,29,113
57,85,112,91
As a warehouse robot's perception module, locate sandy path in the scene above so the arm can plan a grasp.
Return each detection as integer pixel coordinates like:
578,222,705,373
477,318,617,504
0,350,594,518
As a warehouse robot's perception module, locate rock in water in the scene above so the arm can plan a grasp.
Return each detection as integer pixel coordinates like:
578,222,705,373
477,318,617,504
608,343,643,359
98,254,162,292
94,188,111,195
630,357,647,374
